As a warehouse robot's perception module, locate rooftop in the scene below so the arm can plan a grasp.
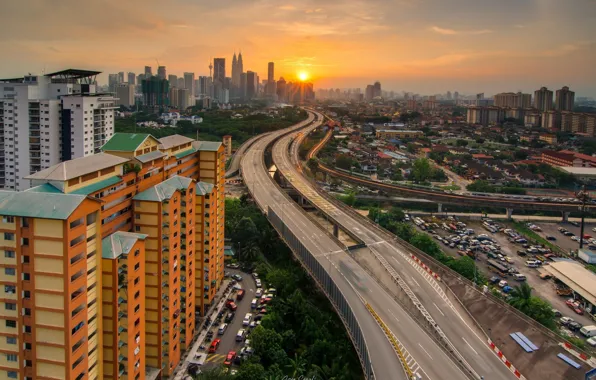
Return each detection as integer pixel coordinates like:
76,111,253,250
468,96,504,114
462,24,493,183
559,167,596,176
135,150,165,164
25,153,129,181
174,147,197,159
44,69,101,79
0,190,96,220
133,175,193,202
158,134,194,150
102,231,148,259
545,261,596,306
101,133,154,152
195,181,214,196
192,141,222,152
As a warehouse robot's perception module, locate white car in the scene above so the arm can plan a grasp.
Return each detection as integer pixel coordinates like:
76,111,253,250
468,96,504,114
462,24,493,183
242,313,253,326
255,288,263,298
587,337,596,347
498,280,508,288
255,279,262,288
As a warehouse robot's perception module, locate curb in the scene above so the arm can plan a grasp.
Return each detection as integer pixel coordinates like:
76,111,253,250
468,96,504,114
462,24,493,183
488,339,526,379
561,342,596,367
410,253,441,281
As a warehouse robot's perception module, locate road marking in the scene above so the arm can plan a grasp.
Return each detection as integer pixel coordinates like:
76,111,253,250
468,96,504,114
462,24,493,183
387,308,400,322
418,343,433,360
433,303,445,317
462,337,478,355
410,276,421,287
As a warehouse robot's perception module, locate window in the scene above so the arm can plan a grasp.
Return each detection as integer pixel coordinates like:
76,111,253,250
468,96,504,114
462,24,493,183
6,354,17,362
135,213,141,220
6,337,16,344
86,212,97,225
4,251,15,258
134,277,140,285
5,303,16,310
134,291,140,299
4,268,15,276
4,285,15,294
135,225,141,232
134,263,140,271
2,216,14,223
7,371,17,379
3,233,14,241
5,320,16,328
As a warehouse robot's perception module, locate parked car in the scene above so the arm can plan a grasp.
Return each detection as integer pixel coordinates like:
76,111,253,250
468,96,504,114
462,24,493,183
232,274,243,282
539,273,552,280
490,276,501,284
568,321,583,331
218,323,228,335
560,316,574,326
209,339,221,353
546,236,557,241
498,280,508,288
552,309,562,317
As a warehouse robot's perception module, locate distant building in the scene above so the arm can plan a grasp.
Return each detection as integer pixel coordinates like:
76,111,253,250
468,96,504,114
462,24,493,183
556,86,575,111
246,71,258,99
375,130,423,139
158,65,166,80
128,72,136,85
373,81,381,98
116,83,135,107
213,58,226,87
539,134,557,144
365,85,374,101
141,76,169,109
534,87,553,112
541,110,561,131
144,65,152,78
223,135,232,157
168,74,178,87
177,77,185,89
184,72,195,97
494,92,532,108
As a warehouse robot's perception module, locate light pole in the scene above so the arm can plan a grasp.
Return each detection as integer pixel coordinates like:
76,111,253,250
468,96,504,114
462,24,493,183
576,185,590,250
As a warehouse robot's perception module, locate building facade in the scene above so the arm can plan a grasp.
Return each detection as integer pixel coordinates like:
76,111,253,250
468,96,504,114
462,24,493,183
115,84,135,107
556,86,575,111
534,87,553,112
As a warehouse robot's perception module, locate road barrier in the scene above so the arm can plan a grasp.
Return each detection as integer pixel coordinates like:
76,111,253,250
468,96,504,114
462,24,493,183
488,339,527,379
268,206,375,380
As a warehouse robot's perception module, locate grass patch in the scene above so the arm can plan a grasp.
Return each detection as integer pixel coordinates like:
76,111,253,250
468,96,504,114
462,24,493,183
511,221,563,254
439,185,461,191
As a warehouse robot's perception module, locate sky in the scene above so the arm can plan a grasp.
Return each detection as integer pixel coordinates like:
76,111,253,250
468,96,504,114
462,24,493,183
1,0,595,96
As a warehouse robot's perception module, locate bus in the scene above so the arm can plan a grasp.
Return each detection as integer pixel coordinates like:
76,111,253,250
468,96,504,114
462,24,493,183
487,259,509,274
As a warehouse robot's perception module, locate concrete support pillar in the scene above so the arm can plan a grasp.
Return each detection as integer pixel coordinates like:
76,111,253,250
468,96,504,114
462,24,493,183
506,208,514,220
562,211,570,223
333,224,339,238
438,203,443,213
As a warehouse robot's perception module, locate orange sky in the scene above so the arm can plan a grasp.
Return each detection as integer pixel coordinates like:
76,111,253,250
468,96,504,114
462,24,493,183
1,0,595,96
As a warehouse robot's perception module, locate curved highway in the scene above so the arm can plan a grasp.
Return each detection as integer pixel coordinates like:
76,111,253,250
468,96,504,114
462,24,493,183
241,113,471,379
272,110,517,379
225,133,270,178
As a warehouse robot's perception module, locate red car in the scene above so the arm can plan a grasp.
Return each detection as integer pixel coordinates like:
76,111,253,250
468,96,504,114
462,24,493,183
208,339,221,353
224,350,236,366
574,307,584,315
566,299,577,309
226,300,237,311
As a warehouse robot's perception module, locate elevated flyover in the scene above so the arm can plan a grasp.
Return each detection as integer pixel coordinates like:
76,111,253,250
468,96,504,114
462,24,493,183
241,112,473,379
225,133,270,178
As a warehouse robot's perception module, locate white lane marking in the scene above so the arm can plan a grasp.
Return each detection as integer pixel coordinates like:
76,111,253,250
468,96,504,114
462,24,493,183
388,308,400,322
410,276,421,287
433,303,445,317
462,337,478,355
418,344,433,360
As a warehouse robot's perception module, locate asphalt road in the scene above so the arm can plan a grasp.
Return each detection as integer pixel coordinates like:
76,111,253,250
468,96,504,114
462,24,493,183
225,133,270,178
271,111,517,379
241,113,417,380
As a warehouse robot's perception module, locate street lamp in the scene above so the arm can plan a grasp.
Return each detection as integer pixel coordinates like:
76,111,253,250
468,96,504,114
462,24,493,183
576,185,591,250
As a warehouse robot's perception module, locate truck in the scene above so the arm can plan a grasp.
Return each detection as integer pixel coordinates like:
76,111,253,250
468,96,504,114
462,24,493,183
578,249,596,264
580,325,596,338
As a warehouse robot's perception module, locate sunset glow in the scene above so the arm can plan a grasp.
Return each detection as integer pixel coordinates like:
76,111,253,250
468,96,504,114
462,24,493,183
298,71,309,82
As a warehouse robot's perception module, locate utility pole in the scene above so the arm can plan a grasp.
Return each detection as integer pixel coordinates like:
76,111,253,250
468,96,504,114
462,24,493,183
576,185,590,250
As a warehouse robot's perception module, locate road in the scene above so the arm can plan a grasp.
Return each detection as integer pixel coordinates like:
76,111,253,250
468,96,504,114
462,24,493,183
271,110,517,379
225,133,270,178
241,112,479,380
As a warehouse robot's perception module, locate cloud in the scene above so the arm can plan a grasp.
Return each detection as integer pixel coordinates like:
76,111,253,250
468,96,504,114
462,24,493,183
278,5,296,10
430,26,493,35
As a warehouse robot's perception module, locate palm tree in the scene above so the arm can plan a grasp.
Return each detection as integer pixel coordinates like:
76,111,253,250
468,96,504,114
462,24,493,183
286,353,306,377
238,241,262,263
508,282,533,313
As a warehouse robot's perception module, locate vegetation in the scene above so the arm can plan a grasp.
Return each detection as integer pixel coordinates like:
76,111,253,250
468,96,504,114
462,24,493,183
411,158,447,183
116,107,308,147
223,198,363,379
335,154,355,171
507,283,556,329
466,180,527,195
525,163,576,188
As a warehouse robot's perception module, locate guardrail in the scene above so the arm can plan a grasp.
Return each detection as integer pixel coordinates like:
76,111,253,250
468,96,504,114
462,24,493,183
267,207,375,380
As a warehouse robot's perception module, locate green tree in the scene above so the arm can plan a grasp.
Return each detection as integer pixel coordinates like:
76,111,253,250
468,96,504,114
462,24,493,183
194,367,231,379
307,158,319,174
286,353,306,377
514,150,529,160
237,240,262,263
236,363,267,380
508,283,533,313
410,234,443,258
406,143,416,154
392,222,415,242
412,158,432,183
456,139,468,147
335,154,353,170
446,256,481,283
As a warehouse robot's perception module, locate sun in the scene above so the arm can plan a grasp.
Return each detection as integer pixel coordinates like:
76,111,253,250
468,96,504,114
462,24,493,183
298,71,309,81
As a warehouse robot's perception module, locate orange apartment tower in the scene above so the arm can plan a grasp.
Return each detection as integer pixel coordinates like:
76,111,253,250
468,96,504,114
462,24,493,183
0,133,226,379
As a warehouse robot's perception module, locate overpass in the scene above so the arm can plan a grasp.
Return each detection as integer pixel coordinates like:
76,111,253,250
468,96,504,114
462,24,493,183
225,133,270,178
241,113,475,379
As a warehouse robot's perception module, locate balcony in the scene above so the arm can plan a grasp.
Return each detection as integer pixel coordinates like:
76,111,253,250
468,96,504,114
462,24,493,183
118,340,127,348
118,297,126,305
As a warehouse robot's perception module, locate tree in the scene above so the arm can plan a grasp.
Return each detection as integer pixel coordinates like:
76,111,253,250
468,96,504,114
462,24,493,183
406,143,416,154
235,363,267,380
514,150,529,160
392,222,415,242
456,139,468,147
410,233,443,258
508,283,533,313
446,257,479,282
412,158,432,183
286,353,306,377
335,154,352,170
238,240,262,263
307,158,319,174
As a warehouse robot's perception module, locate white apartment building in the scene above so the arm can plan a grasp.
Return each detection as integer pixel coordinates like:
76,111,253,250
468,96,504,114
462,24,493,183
0,69,116,190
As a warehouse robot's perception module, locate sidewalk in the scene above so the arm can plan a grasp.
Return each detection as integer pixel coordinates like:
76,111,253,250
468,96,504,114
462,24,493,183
172,279,233,379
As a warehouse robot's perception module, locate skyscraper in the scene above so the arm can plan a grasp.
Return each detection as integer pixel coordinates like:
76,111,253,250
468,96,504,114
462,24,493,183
373,81,381,98
534,87,554,112
118,71,125,84
142,76,169,109
365,85,374,101
108,73,119,92
246,71,257,99
198,76,209,96
184,72,195,97
237,52,244,79
555,86,575,111
232,53,240,87
158,66,167,80
213,58,226,87
266,62,276,96
168,74,178,87
144,66,152,78
128,72,136,85
116,83,135,107
177,77,185,89
277,77,287,102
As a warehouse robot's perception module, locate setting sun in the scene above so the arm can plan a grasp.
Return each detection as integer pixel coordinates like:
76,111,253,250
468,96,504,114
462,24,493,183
298,71,309,82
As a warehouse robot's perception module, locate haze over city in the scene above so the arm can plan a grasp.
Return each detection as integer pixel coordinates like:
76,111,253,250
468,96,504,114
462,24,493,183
1,0,595,96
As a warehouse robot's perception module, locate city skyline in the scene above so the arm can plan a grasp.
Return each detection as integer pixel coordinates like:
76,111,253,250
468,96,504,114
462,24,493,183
1,0,595,96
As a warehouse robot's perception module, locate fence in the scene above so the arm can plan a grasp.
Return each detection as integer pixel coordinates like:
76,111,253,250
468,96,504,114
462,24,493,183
267,206,375,380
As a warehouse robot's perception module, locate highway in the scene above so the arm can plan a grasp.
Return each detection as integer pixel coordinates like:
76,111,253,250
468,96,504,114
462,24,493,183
271,110,517,379
240,113,471,379
225,133,270,178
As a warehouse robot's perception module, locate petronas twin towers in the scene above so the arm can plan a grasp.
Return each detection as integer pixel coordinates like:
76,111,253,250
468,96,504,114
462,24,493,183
231,52,244,89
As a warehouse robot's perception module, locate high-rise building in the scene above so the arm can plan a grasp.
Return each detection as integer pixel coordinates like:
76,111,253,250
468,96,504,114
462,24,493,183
494,92,532,108
213,59,226,88
373,81,381,98
0,69,116,190
534,87,553,112
117,72,124,84
454,91,459,103
144,66,152,78
177,77,185,89
198,76,209,96
223,135,232,157
128,72,136,85
556,86,575,111
184,72,195,97
231,53,241,88
541,110,561,131
108,73,119,92
446,91,452,100
239,72,247,100
116,83,135,107
365,85,374,101
178,88,191,109
158,66,167,80
1,132,227,379
137,74,144,86
141,76,169,109
237,53,244,80
246,71,257,99
276,77,287,102
168,74,178,87
266,62,276,97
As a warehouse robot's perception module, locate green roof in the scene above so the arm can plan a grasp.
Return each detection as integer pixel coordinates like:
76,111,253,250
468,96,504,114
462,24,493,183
101,133,153,152
102,231,148,259
136,150,165,163
133,175,193,202
174,147,197,159
0,190,95,220
70,176,122,195
195,141,222,152
25,183,63,194
195,181,214,196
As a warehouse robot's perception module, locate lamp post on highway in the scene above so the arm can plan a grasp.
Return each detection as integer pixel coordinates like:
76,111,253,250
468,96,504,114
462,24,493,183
576,185,590,250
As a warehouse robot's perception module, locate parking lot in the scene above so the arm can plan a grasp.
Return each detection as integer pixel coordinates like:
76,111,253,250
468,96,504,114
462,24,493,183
408,215,596,343
533,222,596,253
191,267,275,375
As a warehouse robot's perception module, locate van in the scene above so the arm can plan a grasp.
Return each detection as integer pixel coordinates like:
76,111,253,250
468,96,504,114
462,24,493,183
525,260,539,268
580,325,596,338
236,329,246,342
513,274,526,281
218,323,227,335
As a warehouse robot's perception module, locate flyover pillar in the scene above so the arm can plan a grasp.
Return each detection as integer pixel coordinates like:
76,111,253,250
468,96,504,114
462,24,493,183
562,211,570,223
437,203,443,213
506,208,514,220
333,224,339,238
